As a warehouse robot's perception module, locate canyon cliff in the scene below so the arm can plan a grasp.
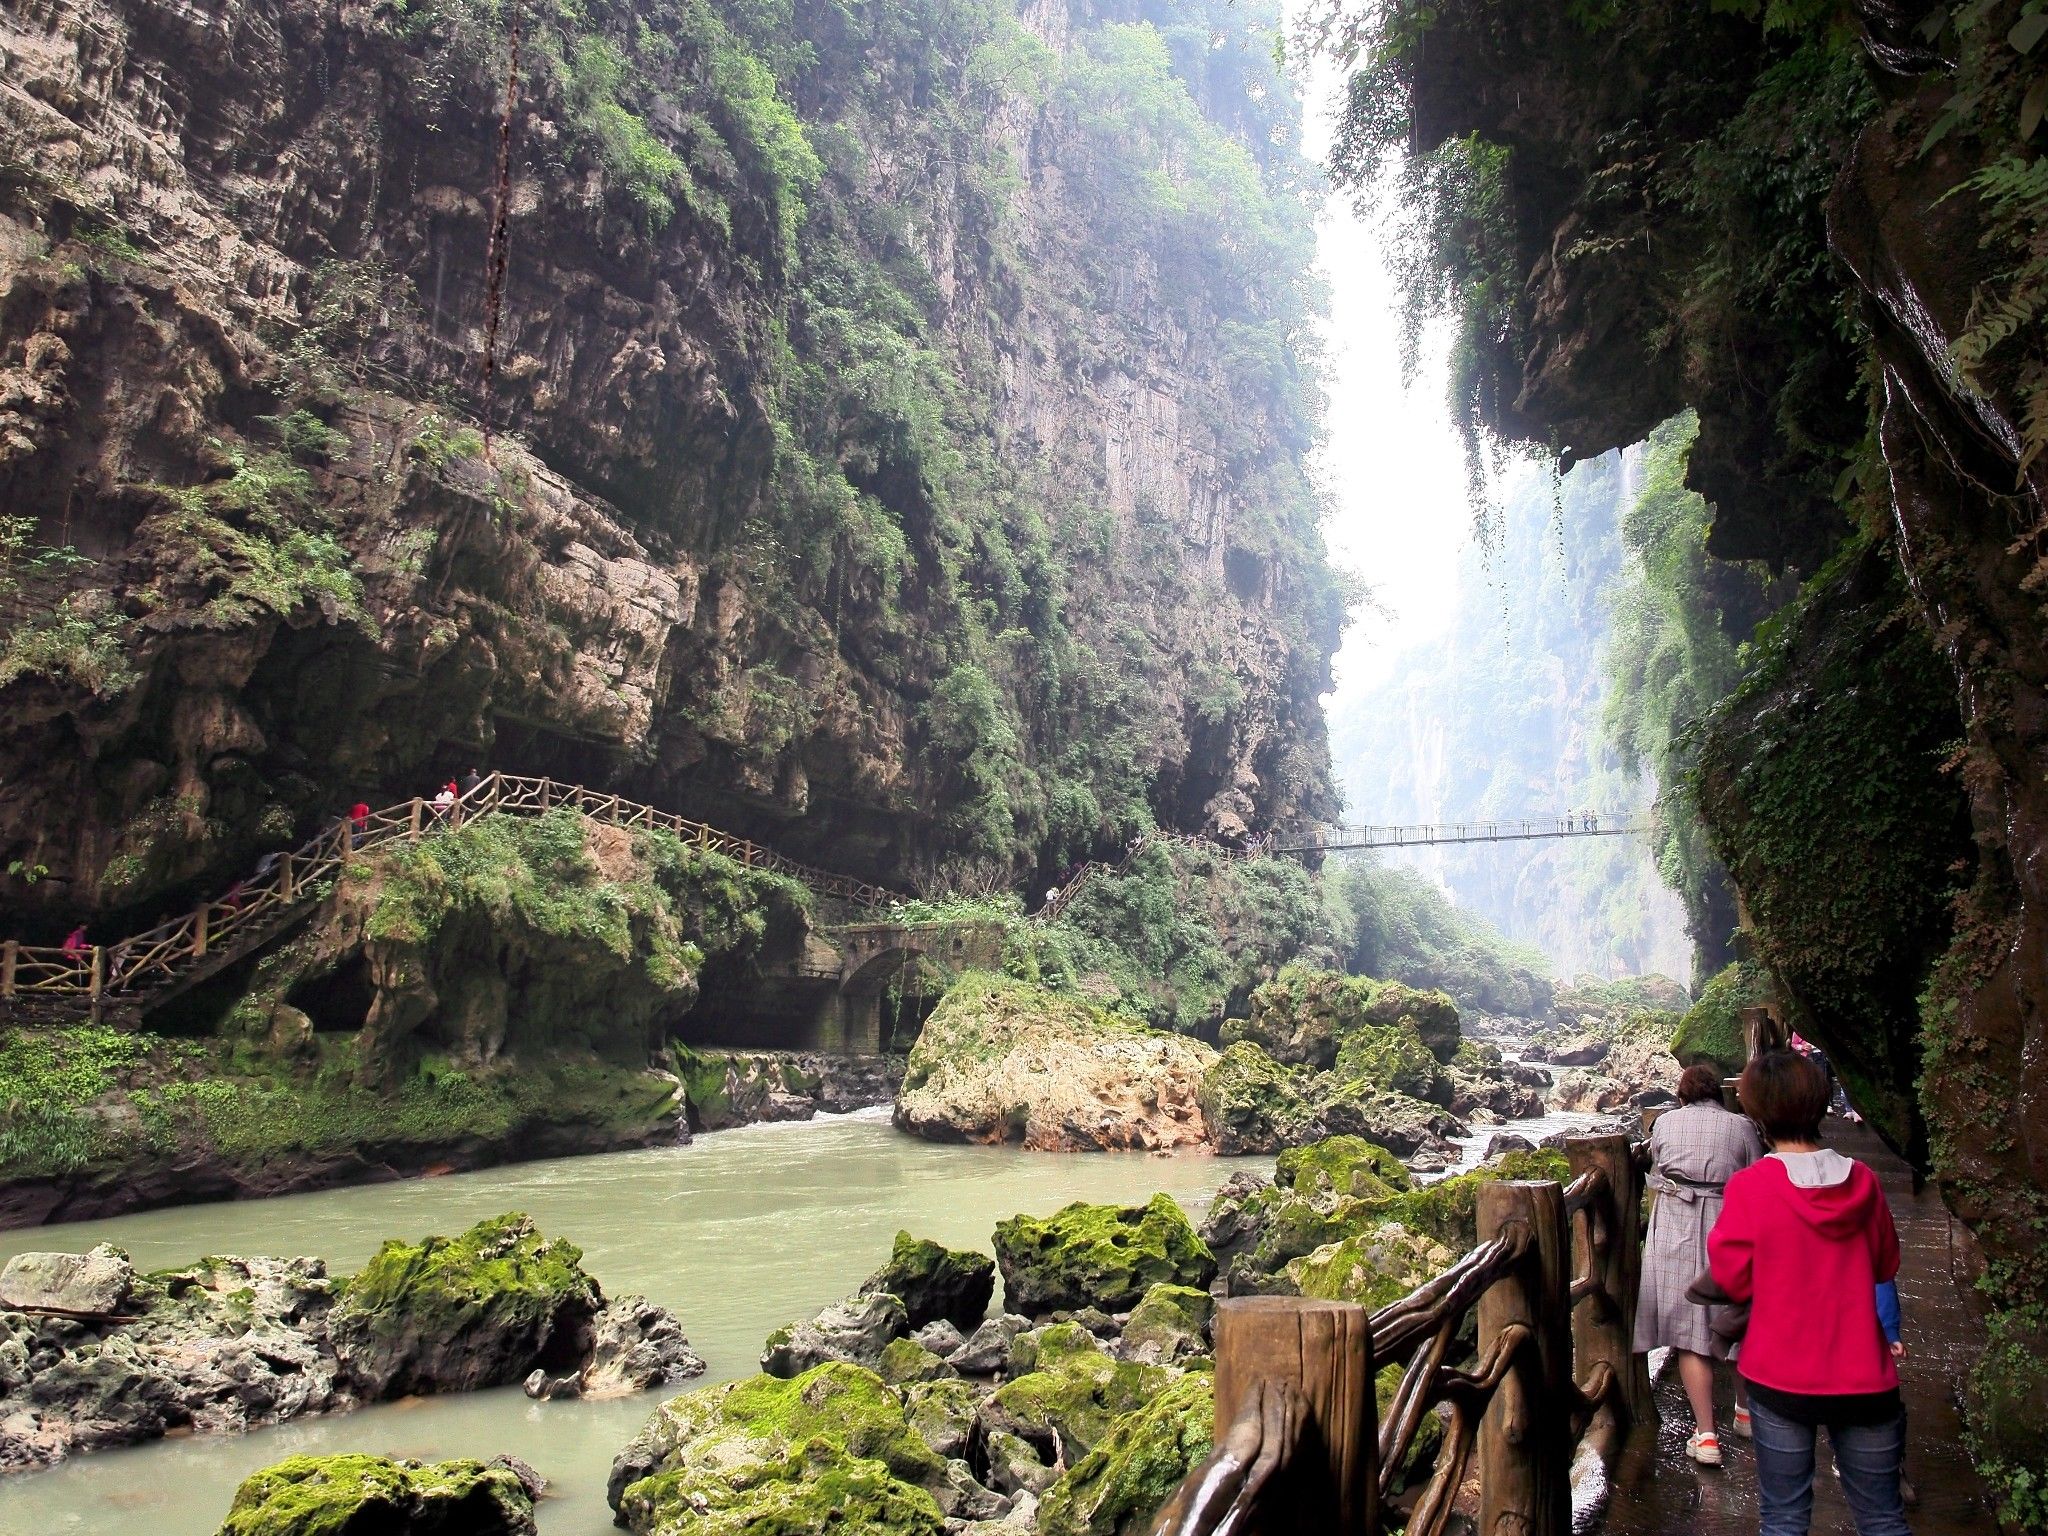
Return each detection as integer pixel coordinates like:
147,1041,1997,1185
0,0,1343,923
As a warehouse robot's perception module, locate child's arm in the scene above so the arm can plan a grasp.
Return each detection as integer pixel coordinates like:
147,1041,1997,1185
1875,1279,1903,1354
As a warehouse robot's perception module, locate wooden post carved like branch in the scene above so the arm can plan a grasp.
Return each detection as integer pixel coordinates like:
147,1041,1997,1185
1477,1180,1572,1536
1209,1295,1377,1534
409,798,423,841
1,940,15,1000
1566,1134,1656,1444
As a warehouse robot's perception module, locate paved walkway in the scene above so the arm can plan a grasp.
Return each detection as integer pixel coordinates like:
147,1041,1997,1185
1591,1122,1995,1534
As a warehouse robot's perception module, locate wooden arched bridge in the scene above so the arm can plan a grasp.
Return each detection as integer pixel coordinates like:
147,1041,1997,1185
0,773,902,1026
1149,1134,1653,1536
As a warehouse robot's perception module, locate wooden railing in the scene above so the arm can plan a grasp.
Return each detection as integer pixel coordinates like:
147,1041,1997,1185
1149,1134,1653,1536
0,773,898,1024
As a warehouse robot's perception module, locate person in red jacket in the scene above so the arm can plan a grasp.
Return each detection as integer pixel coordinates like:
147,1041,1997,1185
1709,1049,1909,1535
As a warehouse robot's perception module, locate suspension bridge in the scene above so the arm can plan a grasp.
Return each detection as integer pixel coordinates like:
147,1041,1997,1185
1270,812,1650,857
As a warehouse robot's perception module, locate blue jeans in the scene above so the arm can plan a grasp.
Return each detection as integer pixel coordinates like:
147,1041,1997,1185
1749,1396,1910,1536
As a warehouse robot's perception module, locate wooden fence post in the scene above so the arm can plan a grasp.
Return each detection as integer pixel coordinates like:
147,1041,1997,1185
1211,1295,1376,1533
1566,1134,1657,1439
192,906,209,959
1,940,15,1000
279,854,294,902
1477,1180,1572,1536
88,946,103,1018
409,798,423,840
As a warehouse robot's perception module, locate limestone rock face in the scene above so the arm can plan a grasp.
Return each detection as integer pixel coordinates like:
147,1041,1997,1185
992,1195,1216,1316
894,975,1215,1153
216,1454,538,1536
0,1244,132,1315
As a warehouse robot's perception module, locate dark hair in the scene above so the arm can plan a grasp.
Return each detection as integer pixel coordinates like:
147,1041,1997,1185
1737,1049,1829,1142
1677,1064,1723,1106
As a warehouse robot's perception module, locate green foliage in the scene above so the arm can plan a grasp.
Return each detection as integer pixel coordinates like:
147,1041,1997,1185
1330,862,1552,1017
0,515,135,695
1670,960,1769,1071
0,1026,166,1174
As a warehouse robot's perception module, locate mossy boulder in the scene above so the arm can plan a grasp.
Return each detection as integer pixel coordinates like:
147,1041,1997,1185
978,1323,1176,1461
993,1195,1216,1316
859,1232,996,1332
615,1436,947,1536
608,1362,950,1532
328,1213,602,1398
1312,1080,1463,1159
1274,1135,1412,1199
903,1377,985,1460
1332,1024,1452,1106
760,1292,910,1378
1037,1371,1215,1536
1356,981,1462,1063
878,1337,956,1386
1287,1224,1456,1310
1197,1041,1318,1153
217,1453,537,1536
1670,962,1766,1074
1120,1284,1214,1364
1379,1150,1571,1252
1224,967,1377,1067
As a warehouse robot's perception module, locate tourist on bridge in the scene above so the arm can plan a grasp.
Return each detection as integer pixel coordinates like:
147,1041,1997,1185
1711,1050,1908,1536
1635,1062,1761,1467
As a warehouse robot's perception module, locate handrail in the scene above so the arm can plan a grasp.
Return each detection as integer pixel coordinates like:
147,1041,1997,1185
0,772,903,1023
1146,1133,1653,1536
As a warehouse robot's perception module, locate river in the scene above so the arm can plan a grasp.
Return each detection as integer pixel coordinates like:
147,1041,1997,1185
0,1109,1267,1535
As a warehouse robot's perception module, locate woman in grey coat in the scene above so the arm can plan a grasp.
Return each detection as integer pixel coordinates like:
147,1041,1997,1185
1635,1063,1763,1466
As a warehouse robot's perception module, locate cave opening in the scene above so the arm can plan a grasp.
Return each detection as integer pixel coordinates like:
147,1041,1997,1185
285,953,376,1033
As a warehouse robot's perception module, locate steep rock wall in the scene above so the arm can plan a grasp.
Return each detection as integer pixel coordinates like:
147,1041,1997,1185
0,0,1342,924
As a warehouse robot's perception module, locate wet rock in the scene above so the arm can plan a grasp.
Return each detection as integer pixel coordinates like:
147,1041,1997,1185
761,1291,910,1377
578,1294,707,1398
0,1245,133,1316
1118,1284,1213,1365
981,1427,1059,1497
880,1337,958,1385
1485,1132,1536,1157
216,1453,539,1536
608,1362,950,1533
905,1377,987,1459
860,1232,996,1332
895,976,1215,1153
1548,1069,1631,1114
1536,1031,1610,1068
1311,1082,1464,1160
328,1214,603,1399
1197,1041,1319,1153
673,1048,906,1132
976,1324,1174,1463
1287,1224,1456,1310
1195,1169,1279,1266
949,1314,1029,1376
915,1319,969,1359
1035,1372,1214,1536
992,1195,1215,1316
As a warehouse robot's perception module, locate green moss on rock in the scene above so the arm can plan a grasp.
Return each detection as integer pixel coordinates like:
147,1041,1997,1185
1379,1150,1571,1252
616,1437,946,1536
982,1324,1176,1458
1287,1224,1455,1311
859,1231,995,1332
993,1194,1215,1315
1967,1305,2048,1530
1670,962,1767,1074
1037,1371,1215,1536
329,1212,600,1398
217,1453,536,1536
877,1337,955,1386
1120,1284,1214,1362
1332,1023,1451,1106
1197,1041,1318,1154
1275,1135,1411,1198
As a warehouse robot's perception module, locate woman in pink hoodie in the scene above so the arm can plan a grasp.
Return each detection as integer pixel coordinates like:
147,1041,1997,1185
1709,1049,1908,1535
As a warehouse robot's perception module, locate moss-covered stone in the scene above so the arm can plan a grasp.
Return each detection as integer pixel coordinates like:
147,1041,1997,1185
1379,1150,1571,1252
329,1213,600,1398
1357,981,1462,1063
903,1377,984,1461
1037,1371,1215,1536
1287,1224,1455,1311
1120,1283,1214,1364
217,1453,536,1536
616,1436,947,1536
1332,1023,1451,1106
1197,1041,1319,1154
993,1195,1215,1316
1670,962,1766,1074
980,1324,1177,1459
877,1337,955,1386
859,1231,995,1332
1274,1135,1412,1199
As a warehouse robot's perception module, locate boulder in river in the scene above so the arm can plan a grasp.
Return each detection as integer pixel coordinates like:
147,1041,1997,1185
859,1231,996,1332
216,1453,539,1536
895,974,1214,1152
976,1322,1176,1462
329,1213,605,1398
0,1244,133,1316
1034,1370,1214,1536
1118,1283,1213,1365
992,1195,1216,1315
1196,1041,1320,1152
1286,1223,1456,1309
761,1291,911,1378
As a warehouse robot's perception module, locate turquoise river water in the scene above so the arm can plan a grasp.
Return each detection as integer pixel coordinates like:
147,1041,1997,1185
0,1109,1264,1535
